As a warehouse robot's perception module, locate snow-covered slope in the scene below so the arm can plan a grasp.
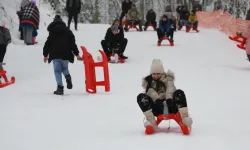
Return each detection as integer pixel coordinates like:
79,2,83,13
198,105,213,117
1,21,250,150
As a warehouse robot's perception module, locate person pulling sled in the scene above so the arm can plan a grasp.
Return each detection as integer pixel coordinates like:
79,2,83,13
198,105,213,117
43,15,82,95
137,59,193,133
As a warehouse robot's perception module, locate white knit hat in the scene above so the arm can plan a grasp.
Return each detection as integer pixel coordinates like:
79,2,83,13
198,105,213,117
150,59,165,74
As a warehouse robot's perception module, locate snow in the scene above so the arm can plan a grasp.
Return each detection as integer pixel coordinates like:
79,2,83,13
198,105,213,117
1,1,250,150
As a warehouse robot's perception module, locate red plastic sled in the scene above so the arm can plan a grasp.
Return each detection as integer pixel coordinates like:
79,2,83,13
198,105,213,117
229,35,247,43
81,46,110,94
0,70,15,88
186,25,199,33
237,44,246,50
108,54,125,63
122,20,127,27
157,37,174,46
145,112,191,135
145,24,156,31
125,24,139,32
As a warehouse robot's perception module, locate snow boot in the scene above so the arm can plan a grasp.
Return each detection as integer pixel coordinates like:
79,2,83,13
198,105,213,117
54,85,64,95
65,75,73,89
179,107,193,128
143,109,157,134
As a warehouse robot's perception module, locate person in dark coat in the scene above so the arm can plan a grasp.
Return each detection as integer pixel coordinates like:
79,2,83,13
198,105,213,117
43,15,82,95
120,0,133,25
177,5,190,30
144,9,157,31
0,22,11,71
111,18,128,59
17,0,40,45
101,24,128,61
66,0,81,30
157,15,175,43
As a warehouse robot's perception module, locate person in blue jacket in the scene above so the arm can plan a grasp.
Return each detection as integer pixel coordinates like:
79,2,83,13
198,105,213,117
156,15,175,43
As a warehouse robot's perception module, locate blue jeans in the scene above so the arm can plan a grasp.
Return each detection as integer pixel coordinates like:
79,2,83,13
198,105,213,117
178,20,188,27
53,59,70,86
187,21,198,29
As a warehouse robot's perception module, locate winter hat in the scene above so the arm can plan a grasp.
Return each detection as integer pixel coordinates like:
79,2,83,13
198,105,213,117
162,15,168,20
111,25,118,31
31,0,36,4
150,59,165,74
54,15,62,22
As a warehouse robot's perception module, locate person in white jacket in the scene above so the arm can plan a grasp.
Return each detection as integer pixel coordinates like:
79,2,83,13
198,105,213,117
137,59,193,132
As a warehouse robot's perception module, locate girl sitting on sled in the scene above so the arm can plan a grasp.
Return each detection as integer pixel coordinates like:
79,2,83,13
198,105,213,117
137,59,193,133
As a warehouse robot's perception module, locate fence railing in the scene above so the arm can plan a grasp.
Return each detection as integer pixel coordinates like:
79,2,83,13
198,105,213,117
197,10,250,36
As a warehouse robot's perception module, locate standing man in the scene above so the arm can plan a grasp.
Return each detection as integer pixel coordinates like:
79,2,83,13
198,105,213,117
66,0,81,30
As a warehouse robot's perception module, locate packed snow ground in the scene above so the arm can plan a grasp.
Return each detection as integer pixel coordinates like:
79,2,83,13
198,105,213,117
1,13,250,150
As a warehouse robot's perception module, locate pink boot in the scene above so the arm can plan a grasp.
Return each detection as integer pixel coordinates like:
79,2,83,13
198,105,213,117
32,37,38,44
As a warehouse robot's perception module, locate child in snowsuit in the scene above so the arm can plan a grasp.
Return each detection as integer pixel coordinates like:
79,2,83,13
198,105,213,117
157,15,175,43
43,15,82,95
124,4,143,31
144,9,157,31
187,10,198,30
101,25,127,61
0,22,11,71
238,25,250,61
137,59,193,132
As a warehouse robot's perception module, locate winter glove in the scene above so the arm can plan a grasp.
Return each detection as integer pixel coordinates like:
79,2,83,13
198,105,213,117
154,99,164,114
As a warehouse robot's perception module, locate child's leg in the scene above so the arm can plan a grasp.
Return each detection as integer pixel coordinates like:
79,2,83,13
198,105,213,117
0,44,7,71
61,60,70,77
156,28,164,41
53,59,63,86
172,89,193,127
144,21,149,30
61,60,73,89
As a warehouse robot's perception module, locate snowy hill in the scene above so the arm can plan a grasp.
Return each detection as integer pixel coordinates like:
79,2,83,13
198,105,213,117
1,0,250,149
1,22,250,149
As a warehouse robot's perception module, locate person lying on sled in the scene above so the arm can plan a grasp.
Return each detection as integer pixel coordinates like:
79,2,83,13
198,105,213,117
187,10,198,30
137,59,193,132
144,9,157,31
124,4,143,31
101,25,127,60
156,15,175,43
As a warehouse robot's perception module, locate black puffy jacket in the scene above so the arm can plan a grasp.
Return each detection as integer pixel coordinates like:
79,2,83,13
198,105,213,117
43,20,79,63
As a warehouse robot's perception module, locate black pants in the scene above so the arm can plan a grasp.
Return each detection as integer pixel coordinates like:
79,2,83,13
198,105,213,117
247,54,250,62
120,12,126,25
101,38,128,57
0,44,7,63
124,20,143,31
137,89,187,116
157,28,174,41
144,20,157,30
68,13,78,29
